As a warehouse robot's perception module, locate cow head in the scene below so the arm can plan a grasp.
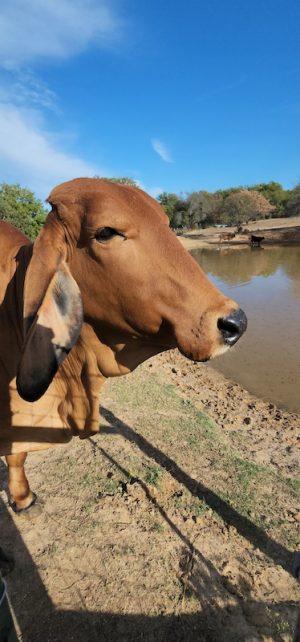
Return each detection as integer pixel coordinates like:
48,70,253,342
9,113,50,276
17,178,247,401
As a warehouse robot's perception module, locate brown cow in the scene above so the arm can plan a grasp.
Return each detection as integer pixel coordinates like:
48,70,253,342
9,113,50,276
219,231,236,243
0,178,247,513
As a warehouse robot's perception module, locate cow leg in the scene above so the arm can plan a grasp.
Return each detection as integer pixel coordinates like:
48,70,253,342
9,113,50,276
5,452,37,513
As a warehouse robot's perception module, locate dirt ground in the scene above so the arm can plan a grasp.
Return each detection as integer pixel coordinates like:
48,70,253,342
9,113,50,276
0,351,299,642
179,216,300,250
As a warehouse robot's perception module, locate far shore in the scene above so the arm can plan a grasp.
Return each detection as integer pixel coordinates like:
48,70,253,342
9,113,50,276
178,214,300,250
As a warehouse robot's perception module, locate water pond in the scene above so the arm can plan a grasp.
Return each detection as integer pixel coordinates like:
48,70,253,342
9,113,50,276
191,246,300,413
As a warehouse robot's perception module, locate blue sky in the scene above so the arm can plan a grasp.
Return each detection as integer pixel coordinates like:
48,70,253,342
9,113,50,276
0,0,299,199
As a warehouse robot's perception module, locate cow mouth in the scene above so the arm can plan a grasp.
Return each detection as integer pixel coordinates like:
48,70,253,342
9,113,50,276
178,337,234,363
175,307,247,363
178,344,225,363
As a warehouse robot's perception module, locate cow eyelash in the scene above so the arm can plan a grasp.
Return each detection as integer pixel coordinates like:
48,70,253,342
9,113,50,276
95,227,122,242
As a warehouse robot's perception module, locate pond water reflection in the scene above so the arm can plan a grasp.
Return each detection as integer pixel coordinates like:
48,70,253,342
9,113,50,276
191,246,300,413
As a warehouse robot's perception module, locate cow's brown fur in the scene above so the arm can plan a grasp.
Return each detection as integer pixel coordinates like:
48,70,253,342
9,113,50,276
0,178,240,509
219,232,236,243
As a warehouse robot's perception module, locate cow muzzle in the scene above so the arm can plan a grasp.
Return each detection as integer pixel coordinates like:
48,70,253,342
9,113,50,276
174,304,247,362
217,308,247,347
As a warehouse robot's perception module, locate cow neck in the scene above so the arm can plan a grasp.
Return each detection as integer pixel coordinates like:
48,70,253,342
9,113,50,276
56,326,105,436
76,322,169,377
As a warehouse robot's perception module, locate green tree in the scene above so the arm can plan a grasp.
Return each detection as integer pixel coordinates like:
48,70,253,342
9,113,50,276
221,189,274,227
96,176,138,186
248,182,289,216
215,187,239,200
157,192,188,228
0,183,47,240
157,192,179,224
187,191,222,228
285,183,300,217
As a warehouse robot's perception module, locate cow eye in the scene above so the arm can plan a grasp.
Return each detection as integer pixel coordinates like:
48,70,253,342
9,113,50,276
95,227,119,241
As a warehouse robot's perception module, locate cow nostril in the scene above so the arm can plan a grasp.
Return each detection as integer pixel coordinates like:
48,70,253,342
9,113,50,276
217,308,247,346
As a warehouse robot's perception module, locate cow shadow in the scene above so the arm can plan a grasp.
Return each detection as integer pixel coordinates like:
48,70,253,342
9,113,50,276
1,469,298,642
99,407,294,575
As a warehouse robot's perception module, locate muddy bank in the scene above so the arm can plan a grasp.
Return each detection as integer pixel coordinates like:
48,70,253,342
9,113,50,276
151,351,300,477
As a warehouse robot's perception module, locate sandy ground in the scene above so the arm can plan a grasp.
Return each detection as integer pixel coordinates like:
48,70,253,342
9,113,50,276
0,351,299,642
179,216,300,250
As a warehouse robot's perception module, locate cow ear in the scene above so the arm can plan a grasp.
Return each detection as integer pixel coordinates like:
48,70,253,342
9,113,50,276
17,261,83,402
16,210,83,402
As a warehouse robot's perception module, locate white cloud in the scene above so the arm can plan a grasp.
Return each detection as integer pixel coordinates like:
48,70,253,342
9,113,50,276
0,0,122,67
0,1,127,198
151,138,173,163
0,67,58,112
0,103,103,197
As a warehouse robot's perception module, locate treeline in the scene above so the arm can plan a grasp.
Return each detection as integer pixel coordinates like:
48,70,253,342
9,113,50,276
0,183,47,240
1,179,300,240
157,182,300,229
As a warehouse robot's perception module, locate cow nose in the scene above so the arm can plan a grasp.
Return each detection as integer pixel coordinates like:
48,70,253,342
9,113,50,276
217,308,247,346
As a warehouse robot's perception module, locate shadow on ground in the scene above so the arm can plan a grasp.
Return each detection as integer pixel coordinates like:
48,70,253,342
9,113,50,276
100,407,294,575
0,407,298,642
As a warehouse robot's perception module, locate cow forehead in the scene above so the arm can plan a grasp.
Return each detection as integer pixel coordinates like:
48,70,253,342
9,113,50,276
49,178,168,227
87,192,168,231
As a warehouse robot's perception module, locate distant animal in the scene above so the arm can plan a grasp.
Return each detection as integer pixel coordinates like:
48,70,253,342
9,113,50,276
0,178,247,513
219,232,236,243
250,234,265,247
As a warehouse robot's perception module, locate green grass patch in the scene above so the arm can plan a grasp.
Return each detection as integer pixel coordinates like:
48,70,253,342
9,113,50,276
285,475,300,493
145,465,163,486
